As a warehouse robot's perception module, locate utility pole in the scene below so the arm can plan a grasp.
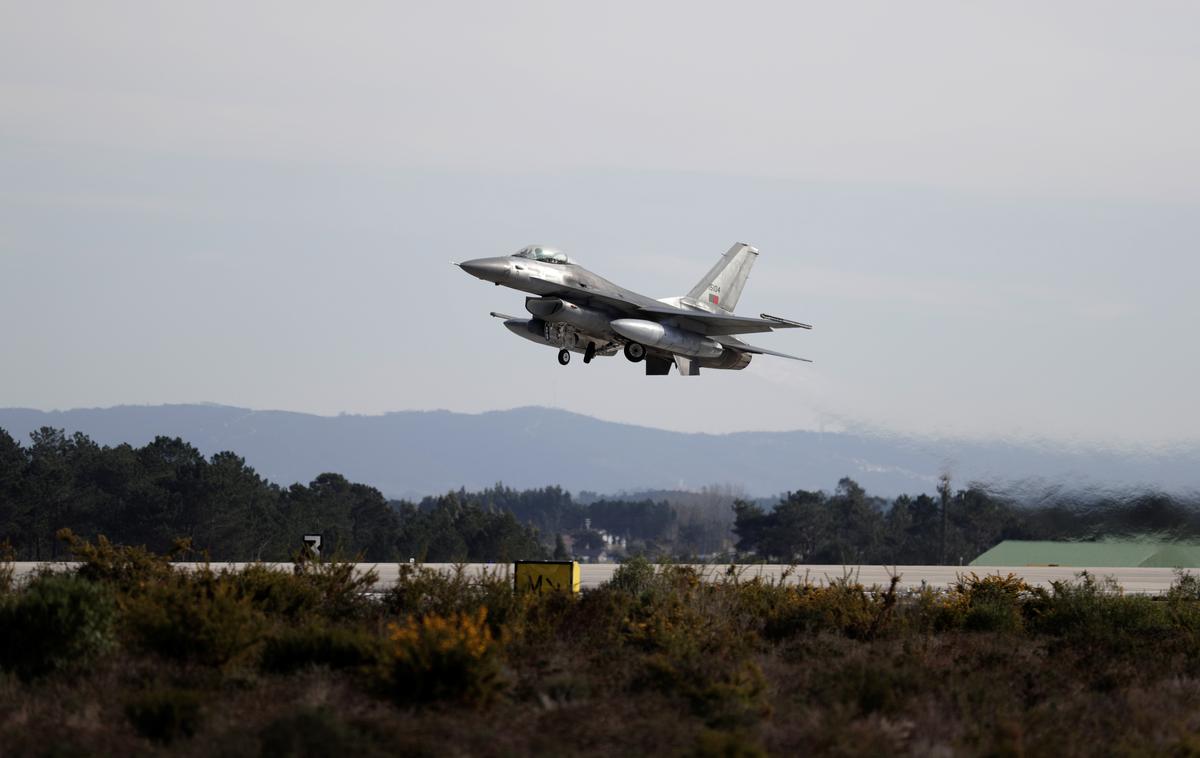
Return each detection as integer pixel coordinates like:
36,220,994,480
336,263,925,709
938,474,951,566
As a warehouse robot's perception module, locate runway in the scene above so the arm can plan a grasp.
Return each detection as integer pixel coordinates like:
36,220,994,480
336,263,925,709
9,562,1191,594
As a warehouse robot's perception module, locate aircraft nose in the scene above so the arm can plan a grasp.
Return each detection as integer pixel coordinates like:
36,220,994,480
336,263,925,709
459,257,510,283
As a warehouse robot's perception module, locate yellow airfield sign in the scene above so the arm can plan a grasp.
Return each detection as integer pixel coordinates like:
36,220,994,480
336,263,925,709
514,561,580,593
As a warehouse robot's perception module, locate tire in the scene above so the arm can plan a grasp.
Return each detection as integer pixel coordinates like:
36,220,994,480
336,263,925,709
623,342,646,362
557,349,571,366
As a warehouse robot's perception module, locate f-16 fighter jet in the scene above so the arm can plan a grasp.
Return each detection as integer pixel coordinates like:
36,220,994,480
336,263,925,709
457,243,811,375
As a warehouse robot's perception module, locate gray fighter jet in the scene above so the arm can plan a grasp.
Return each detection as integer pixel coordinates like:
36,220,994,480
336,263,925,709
457,243,811,375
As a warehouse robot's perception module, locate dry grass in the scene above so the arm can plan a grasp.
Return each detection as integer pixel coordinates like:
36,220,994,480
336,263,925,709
3,544,1200,755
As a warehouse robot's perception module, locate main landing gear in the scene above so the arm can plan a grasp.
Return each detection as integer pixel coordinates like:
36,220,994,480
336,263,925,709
559,342,598,367
623,342,646,363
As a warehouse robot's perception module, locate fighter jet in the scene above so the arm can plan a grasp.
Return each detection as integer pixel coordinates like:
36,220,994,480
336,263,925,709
456,243,811,375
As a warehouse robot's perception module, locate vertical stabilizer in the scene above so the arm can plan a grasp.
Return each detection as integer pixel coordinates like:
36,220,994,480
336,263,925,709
685,243,758,314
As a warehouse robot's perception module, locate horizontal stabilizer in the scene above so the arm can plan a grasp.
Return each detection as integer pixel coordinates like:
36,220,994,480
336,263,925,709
760,313,813,330
489,311,524,320
716,336,812,363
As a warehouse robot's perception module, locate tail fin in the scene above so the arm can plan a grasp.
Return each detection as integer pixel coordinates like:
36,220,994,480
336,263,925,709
686,243,758,313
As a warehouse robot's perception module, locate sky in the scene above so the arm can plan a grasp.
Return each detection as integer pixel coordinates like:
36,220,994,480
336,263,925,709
2,2,1198,448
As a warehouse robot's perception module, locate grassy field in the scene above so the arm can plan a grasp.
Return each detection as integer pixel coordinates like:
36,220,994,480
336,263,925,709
4,535,1200,756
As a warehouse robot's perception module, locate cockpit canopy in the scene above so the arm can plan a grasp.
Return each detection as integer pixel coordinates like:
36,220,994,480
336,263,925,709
513,245,574,265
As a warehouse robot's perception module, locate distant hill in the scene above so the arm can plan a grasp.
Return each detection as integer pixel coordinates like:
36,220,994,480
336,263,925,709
0,404,1196,500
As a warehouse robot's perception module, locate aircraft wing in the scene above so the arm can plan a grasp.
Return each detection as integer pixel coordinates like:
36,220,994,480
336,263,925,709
635,305,813,336
531,276,813,336
715,336,813,362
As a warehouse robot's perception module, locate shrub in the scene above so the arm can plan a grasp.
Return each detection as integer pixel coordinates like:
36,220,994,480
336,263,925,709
1165,572,1200,635
382,564,515,622
1025,571,1114,633
287,557,379,620
642,651,769,729
381,607,504,706
261,623,383,674
609,556,657,596
807,655,927,716
125,688,205,744
1027,572,1171,653
0,540,14,596
228,560,377,622
0,572,116,679
763,576,898,640
934,573,1031,633
1168,571,1200,602
59,529,183,596
542,584,633,649
125,568,266,667
502,587,578,652
380,564,528,646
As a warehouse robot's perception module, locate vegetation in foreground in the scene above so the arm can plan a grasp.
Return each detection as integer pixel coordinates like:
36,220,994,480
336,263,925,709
4,537,1200,755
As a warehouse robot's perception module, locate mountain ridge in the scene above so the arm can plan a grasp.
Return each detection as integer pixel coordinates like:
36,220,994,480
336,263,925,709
0,404,1195,500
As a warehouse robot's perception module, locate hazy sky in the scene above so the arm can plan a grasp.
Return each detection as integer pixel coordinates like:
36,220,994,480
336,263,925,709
2,2,1198,446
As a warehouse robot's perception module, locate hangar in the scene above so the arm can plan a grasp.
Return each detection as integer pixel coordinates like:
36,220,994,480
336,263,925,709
971,539,1200,568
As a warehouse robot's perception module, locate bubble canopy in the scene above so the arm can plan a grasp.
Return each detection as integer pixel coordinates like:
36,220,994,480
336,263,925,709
513,245,574,265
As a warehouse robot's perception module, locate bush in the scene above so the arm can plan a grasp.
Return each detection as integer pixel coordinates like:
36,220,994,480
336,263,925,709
0,572,116,679
1026,572,1171,653
261,623,383,674
381,564,516,625
807,655,928,716
126,688,205,744
125,568,266,667
381,607,504,706
609,556,657,596
59,529,182,596
506,587,583,651
763,576,899,640
0,540,14,596
642,651,769,729
934,573,1031,633
228,560,377,622
288,558,379,620
1168,571,1200,602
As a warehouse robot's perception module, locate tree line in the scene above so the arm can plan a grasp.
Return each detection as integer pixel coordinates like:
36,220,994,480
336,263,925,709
0,428,547,562
732,476,1200,564
0,428,692,562
2,427,1196,564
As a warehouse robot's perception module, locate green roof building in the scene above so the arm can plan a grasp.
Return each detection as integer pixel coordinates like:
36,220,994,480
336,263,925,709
970,539,1200,568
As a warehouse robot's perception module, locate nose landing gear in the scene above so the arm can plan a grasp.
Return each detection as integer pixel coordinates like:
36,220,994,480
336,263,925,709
557,349,571,366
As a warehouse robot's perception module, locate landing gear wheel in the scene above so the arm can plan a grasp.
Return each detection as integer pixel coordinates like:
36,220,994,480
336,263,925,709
623,342,646,363
584,342,596,364
557,349,571,366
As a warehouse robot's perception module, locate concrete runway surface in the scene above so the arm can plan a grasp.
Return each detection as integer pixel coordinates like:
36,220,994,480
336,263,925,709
9,562,1191,594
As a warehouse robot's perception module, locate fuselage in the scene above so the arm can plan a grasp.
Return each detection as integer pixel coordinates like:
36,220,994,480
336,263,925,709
459,256,666,311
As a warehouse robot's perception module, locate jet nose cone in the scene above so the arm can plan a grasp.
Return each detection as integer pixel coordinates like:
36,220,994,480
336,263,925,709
459,257,510,283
